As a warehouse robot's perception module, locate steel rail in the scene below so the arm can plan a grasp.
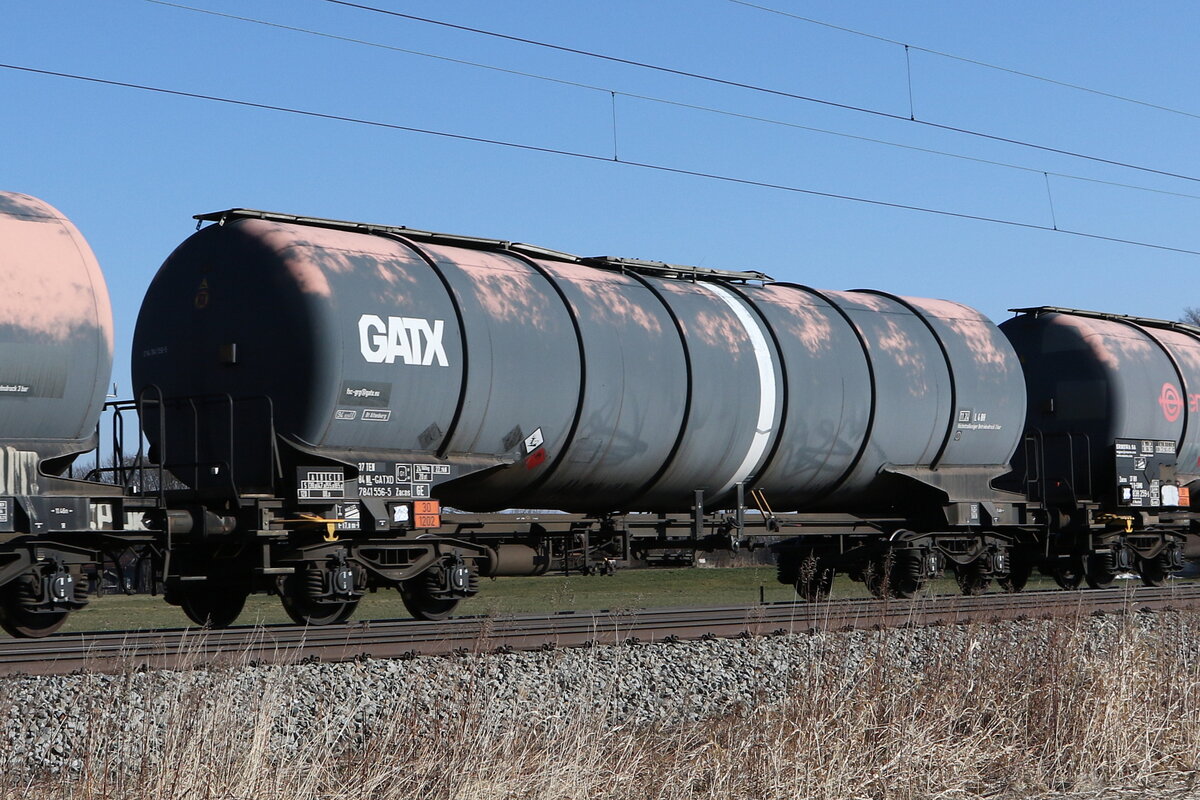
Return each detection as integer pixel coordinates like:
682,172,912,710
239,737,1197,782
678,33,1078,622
2,585,1198,677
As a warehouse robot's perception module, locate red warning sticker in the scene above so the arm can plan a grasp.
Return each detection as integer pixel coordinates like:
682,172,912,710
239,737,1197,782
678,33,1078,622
526,447,547,470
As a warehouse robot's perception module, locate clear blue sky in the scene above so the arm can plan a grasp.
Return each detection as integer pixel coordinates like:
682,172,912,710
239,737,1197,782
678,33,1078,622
5,0,1200,395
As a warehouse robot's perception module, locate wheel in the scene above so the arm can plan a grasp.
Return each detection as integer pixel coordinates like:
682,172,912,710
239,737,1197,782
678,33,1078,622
0,606,68,638
401,560,479,620
863,556,888,599
0,576,70,638
1139,553,1171,588
281,594,358,626
862,553,922,599
1052,559,1084,590
998,574,1027,592
1084,554,1117,590
795,569,833,602
176,583,247,628
888,550,924,599
165,552,248,628
280,573,358,626
999,554,1033,593
793,555,833,602
955,564,991,596
399,578,460,621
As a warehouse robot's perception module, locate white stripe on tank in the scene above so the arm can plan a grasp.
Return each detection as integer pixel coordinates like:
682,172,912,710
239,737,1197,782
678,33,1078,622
695,283,777,498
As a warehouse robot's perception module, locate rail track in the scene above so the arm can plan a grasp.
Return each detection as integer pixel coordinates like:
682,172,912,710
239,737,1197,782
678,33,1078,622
2,584,1199,677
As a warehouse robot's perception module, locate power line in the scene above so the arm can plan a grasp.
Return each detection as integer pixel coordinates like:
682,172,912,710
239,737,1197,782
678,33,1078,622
725,0,1200,123
0,63,601,159
142,0,1200,206
140,0,601,95
5,60,1200,259
319,0,1200,186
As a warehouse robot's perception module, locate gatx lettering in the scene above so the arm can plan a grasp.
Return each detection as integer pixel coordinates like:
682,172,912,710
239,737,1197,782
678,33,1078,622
358,315,449,366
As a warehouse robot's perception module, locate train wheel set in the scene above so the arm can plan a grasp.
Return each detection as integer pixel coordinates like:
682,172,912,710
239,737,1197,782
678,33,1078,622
0,191,1195,637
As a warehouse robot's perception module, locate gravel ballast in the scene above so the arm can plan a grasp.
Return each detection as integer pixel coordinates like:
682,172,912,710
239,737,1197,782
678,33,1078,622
0,610,1177,779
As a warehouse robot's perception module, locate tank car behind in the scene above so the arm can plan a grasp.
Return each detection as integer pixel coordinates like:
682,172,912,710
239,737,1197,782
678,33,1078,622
0,192,148,637
1000,307,1197,587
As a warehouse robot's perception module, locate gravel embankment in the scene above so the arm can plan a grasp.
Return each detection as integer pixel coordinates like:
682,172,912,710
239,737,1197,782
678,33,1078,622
0,611,1154,778
0,610,1193,799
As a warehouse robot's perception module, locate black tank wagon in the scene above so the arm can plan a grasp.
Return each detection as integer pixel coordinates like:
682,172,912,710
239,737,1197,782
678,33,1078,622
127,207,1191,623
133,210,1028,513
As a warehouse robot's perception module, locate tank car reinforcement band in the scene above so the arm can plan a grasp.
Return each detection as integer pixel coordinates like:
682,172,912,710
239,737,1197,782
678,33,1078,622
854,290,959,470
377,233,473,461
752,282,879,506
611,269,695,509
694,282,779,499
482,248,590,507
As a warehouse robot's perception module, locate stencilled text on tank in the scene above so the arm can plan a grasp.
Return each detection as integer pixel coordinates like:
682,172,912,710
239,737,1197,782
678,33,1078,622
956,409,1003,432
358,315,449,366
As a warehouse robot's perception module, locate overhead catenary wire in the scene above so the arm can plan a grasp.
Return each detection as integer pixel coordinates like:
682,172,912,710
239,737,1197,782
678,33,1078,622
317,0,1200,186
138,0,1200,206
725,0,1200,123
5,61,1200,260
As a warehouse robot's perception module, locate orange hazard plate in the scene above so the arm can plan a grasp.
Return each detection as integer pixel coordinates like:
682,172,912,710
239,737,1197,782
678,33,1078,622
414,514,442,529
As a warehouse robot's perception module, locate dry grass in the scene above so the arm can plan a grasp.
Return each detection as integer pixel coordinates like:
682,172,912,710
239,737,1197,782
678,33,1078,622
6,610,1200,800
